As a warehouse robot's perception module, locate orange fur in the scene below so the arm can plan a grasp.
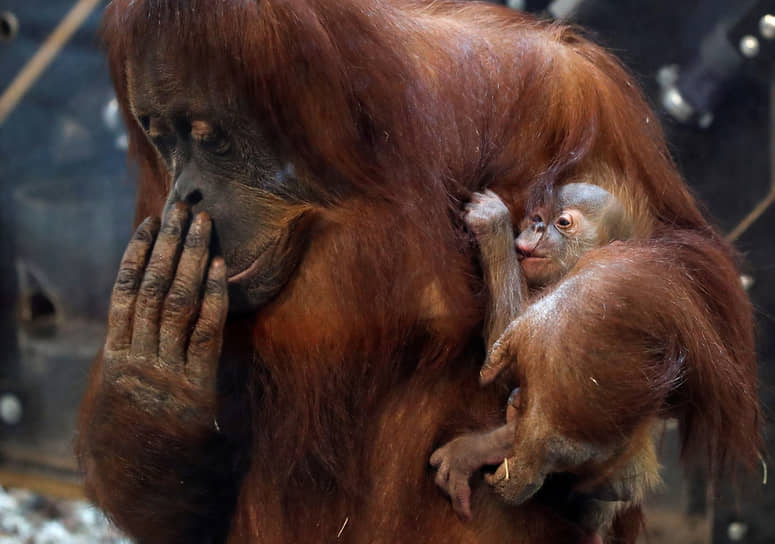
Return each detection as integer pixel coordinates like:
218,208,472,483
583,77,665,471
77,2,760,542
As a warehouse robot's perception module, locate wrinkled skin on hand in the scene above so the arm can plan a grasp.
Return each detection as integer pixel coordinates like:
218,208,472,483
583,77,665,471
103,203,228,432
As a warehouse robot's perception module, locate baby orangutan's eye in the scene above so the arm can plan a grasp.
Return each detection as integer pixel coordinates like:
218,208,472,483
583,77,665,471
555,212,574,229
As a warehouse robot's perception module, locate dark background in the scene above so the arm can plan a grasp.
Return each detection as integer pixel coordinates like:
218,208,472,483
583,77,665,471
0,1,772,542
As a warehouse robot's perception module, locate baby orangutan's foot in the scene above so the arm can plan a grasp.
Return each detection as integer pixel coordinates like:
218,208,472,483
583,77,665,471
430,421,516,519
430,437,477,518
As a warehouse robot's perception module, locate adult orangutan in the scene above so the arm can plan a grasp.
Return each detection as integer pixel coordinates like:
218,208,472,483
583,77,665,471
77,1,761,543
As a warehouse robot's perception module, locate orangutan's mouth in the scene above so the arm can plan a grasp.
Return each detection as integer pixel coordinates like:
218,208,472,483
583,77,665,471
518,256,548,263
226,245,270,284
227,257,261,283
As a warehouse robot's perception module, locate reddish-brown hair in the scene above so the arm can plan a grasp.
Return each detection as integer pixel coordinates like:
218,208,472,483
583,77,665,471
77,2,760,542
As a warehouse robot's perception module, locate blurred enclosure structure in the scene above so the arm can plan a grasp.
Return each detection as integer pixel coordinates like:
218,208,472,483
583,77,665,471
0,1,774,543
0,0,133,498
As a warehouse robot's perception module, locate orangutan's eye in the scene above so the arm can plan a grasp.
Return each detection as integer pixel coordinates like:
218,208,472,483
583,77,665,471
555,212,574,229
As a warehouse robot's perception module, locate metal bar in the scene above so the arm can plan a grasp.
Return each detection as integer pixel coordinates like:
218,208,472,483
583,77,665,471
726,72,775,242
0,0,103,126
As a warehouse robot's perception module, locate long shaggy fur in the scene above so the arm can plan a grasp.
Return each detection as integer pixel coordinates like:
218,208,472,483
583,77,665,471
78,1,761,542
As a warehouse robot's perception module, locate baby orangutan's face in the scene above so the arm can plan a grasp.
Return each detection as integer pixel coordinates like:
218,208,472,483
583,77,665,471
516,183,630,288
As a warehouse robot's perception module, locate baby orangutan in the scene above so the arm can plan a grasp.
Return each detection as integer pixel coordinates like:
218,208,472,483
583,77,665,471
431,184,652,539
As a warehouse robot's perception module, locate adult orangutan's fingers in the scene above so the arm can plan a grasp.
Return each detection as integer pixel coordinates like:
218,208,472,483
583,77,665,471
131,204,189,360
186,257,228,388
105,217,159,355
159,213,212,369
